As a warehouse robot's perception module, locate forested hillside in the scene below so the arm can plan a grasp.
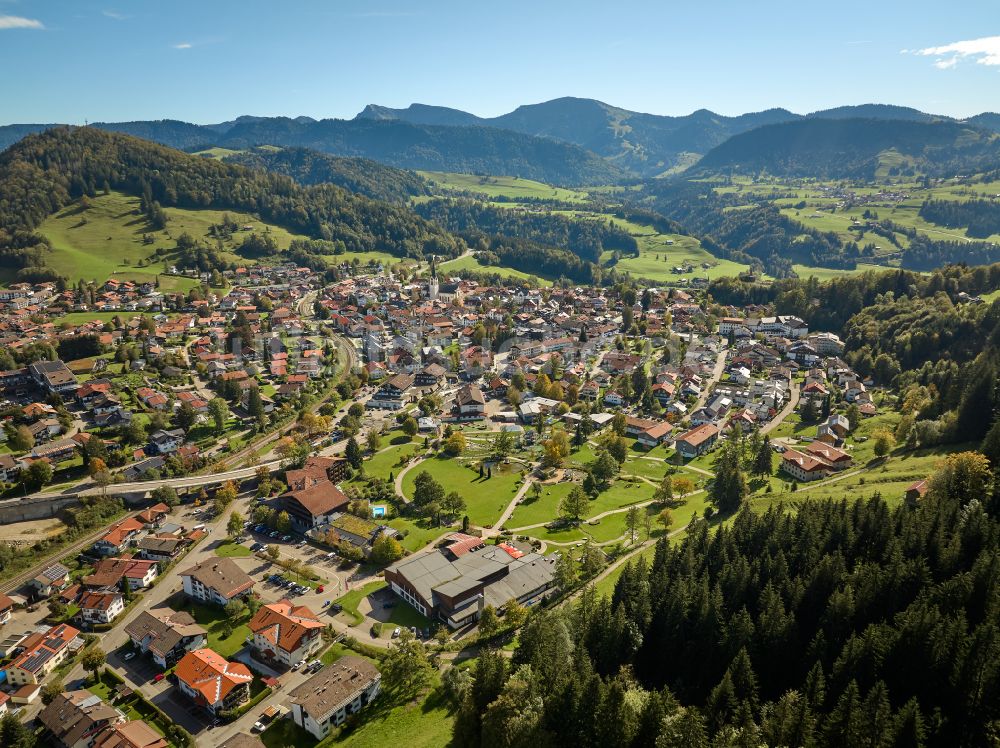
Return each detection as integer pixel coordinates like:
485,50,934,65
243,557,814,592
696,119,1000,179
214,118,623,185
919,199,1000,239
0,127,463,282
455,454,1000,747
223,146,430,203
414,199,638,264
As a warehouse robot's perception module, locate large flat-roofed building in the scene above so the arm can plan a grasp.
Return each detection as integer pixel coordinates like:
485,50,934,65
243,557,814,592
29,360,78,395
289,656,380,739
385,537,556,629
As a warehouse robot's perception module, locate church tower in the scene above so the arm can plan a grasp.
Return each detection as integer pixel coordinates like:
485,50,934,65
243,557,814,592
428,256,440,300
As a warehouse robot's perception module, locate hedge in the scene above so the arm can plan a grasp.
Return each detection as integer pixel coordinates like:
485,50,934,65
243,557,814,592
220,685,272,721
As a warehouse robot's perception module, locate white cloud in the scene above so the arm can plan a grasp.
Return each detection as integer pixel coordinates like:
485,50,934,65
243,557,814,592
0,15,44,29
173,42,192,49
916,35,1000,69
102,10,128,21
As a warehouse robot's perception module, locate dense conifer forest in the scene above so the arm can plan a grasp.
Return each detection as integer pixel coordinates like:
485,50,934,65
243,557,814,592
453,453,1000,747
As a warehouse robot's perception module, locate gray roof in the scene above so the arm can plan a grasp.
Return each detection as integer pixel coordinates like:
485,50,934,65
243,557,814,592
289,656,380,722
483,554,556,608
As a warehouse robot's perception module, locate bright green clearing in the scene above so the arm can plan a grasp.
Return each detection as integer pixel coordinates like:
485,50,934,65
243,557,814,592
214,540,252,558
438,253,553,286
186,602,252,658
35,190,311,284
421,171,589,202
401,456,525,528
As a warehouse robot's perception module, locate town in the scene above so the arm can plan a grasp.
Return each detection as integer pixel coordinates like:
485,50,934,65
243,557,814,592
0,259,896,747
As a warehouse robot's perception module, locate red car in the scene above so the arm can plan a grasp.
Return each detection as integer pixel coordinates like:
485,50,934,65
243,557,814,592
316,585,324,593
153,673,165,682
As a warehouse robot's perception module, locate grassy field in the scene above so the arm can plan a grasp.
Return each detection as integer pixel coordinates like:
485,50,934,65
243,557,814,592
438,253,553,286
387,517,446,552
214,540,252,558
362,444,421,482
421,171,589,202
401,456,525,528
34,190,311,284
187,602,251,658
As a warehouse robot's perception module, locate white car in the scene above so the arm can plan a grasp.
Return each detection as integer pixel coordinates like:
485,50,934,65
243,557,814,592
123,651,136,661
391,627,401,638
292,659,306,671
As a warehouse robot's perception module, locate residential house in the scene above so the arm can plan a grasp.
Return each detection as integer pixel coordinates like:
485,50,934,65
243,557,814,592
29,360,78,396
180,558,255,606
454,384,486,419
0,593,13,625
38,690,125,748
248,599,324,667
92,721,169,748
27,563,71,598
148,429,185,455
288,657,381,740
124,608,207,668
281,482,350,534
93,518,146,557
79,591,126,625
674,424,721,459
5,623,80,686
780,449,832,482
83,557,159,591
367,373,414,410
175,648,253,714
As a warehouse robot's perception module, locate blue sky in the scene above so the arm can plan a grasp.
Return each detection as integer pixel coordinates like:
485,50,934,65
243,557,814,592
0,0,998,124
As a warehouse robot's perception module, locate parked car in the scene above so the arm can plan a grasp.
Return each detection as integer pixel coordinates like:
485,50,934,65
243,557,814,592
331,603,343,613
391,627,401,638
292,659,306,670
316,585,324,593
153,673,165,682
281,535,292,542
123,651,136,662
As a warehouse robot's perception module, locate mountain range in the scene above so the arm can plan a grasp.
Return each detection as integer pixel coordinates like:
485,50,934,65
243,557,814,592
1,98,999,184
355,97,1000,175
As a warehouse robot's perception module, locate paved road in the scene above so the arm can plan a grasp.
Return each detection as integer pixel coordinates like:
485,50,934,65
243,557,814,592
761,382,800,436
487,476,534,537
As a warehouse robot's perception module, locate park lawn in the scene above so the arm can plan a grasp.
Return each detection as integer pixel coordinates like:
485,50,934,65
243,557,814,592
334,686,454,748
402,456,525,528
317,249,405,268
364,444,420,482
621,455,671,480
334,580,387,626
187,602,251,658
520,523,588,545
214,541,252,558
505,481,573,529
567,442,598,468
586,479,655,516
387,517,445,552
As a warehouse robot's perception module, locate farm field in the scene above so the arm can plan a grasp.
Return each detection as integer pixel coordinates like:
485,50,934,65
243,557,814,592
34,191,311,285
420,171,589,202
